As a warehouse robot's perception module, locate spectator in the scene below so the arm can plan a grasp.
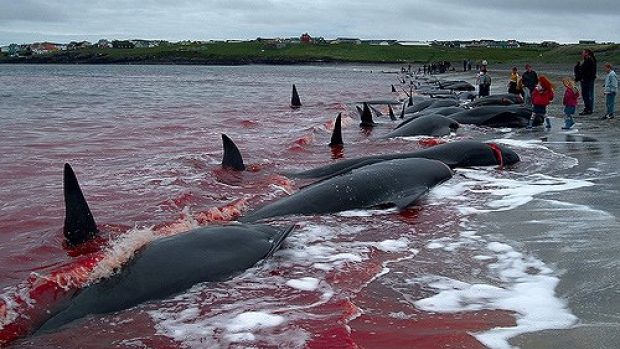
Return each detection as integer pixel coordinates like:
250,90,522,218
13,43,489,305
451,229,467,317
602,62,617,119
521,64,538,107
561,78,579,129
527,75,554,129
477,64,491,97
578,49,597,115
508,67,521,94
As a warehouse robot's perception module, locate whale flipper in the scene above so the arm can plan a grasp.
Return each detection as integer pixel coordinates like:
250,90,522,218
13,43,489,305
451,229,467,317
63,164,98,246
264,224,295,259
390,187,429,209
370,105,383,117
291,84,301,108
329,113,343,148
221,134,246,171
360,103,375,127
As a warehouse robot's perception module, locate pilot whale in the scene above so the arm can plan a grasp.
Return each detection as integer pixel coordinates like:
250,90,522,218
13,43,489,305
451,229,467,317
382,114,459,139
241,158,453,222
283,141,520,180
36,164,293,333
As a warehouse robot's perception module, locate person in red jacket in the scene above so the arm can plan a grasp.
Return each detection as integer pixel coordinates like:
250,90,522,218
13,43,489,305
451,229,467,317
527,75,555,129
561,78,580,129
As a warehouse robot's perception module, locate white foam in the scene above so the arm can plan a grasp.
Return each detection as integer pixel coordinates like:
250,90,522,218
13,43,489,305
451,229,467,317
286,277,320,291
226,311,285,333
413,238,576,349
375,238,410,252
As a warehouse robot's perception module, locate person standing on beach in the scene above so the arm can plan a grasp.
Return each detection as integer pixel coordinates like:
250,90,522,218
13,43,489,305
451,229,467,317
602,62,618,119
508,67,520,94
521,64,538,107
477,61,491,97
562,78,579,129
578,49,597,115
527,75,554,129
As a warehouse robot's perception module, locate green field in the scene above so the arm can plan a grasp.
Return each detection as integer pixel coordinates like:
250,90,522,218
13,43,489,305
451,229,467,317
2,41,619,65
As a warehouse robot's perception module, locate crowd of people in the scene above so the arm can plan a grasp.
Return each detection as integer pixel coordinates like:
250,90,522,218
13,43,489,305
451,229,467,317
476,49,617,129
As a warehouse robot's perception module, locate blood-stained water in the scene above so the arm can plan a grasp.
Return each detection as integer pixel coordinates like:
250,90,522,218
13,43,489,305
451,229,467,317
0,64,606,348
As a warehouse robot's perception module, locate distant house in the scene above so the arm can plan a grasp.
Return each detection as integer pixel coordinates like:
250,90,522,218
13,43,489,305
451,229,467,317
97,39,112,48
331,38,362,45
130,40,152,48
225,40,244,44
397,41,430,46
364,40,398,46
30,42,60,55
67,41,92,50
300,33,312,43
111,40,135,49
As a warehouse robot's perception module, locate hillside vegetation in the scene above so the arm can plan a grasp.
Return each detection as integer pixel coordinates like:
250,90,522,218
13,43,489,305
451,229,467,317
2,42,619,65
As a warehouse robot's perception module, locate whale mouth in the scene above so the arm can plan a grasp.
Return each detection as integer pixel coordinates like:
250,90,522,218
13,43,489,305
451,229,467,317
487,143,504,168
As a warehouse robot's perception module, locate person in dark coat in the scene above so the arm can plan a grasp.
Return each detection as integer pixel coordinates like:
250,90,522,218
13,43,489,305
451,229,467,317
521,64,539,107
578,49,597,115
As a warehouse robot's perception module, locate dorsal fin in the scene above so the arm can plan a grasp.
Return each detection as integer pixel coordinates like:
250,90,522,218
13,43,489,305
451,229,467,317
63,163,98,246
400,100,407,119
329,113,343,148
356,105,364,117
391,84,397,93
388,105,396,121
221,134,246,171
360,102,375,127
290,84,301,108
408,95,414,107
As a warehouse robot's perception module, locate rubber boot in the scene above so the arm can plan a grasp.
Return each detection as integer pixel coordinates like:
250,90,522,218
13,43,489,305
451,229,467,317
544,117,551,129
526,114,534,129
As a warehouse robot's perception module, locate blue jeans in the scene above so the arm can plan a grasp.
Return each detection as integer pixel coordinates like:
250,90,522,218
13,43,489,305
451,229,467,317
606,92,616,116
581,79,595,112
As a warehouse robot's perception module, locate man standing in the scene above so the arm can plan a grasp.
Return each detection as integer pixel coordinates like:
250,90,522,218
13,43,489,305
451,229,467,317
602,62,617,119
521,64,538,107
578,49,597,115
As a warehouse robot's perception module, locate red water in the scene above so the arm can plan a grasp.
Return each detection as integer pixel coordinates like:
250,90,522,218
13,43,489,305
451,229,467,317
0,65,514,348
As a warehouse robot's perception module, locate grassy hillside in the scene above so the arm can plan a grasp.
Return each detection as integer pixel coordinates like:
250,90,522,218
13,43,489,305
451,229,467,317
2,41,618,65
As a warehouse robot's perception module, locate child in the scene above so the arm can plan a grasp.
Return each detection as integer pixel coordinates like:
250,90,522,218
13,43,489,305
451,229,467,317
527,75,554,129
562,78,579,129
603,62,618,119
508,67,520,94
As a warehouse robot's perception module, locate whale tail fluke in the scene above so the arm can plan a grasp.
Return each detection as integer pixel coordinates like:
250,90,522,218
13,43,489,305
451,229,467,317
291,84,302,108
388,105,397,121
360,102,375,127
63,163,98,246
329,113,344,148
221,134,246,171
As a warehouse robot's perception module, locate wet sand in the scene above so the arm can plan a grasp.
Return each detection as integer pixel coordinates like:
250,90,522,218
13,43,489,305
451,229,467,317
451,64,620,348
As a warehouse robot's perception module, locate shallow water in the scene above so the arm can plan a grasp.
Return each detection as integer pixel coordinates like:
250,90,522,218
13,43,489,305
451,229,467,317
0,64,618,348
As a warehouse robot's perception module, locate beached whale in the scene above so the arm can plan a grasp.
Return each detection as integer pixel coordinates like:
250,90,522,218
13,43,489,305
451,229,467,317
448,105,536,128
37,164,293,333
382,114,459,139
464,94,523,108
283,141,520,180
241,158,453,222
400,106,464,126
404,99,459,114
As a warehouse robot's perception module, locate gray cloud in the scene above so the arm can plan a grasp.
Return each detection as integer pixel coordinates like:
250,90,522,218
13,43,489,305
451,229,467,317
1,0,618,45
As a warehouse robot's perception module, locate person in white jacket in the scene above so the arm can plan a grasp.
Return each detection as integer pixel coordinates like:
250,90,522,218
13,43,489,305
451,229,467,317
603,62,618,119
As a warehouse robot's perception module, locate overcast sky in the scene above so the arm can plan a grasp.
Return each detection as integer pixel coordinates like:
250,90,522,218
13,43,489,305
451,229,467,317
1,0,619,45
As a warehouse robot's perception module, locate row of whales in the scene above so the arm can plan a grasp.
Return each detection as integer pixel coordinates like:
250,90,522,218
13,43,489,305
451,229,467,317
11,82,523,342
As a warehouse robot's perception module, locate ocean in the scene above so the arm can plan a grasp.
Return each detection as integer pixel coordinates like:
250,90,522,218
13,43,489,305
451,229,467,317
0,64,618,348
